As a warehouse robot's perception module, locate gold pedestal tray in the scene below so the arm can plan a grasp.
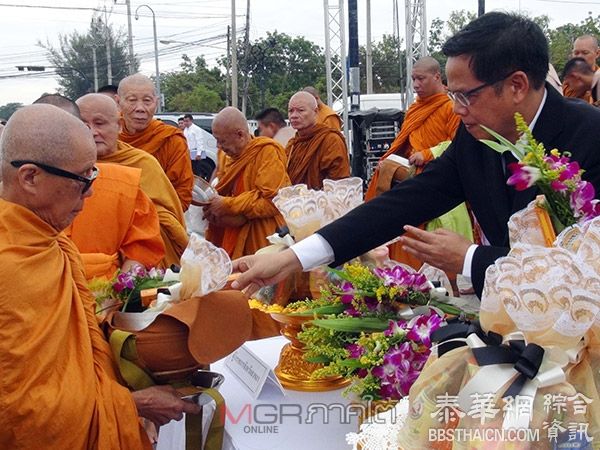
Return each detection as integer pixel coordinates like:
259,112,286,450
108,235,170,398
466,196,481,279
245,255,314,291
270,312,351,392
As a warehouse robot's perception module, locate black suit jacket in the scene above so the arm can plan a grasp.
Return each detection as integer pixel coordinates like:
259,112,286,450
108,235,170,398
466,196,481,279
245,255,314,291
318,86,600,297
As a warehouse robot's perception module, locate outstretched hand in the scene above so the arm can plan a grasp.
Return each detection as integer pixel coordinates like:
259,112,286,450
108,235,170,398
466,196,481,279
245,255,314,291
398,225,472,274
132,385,201,427
231,249,303,295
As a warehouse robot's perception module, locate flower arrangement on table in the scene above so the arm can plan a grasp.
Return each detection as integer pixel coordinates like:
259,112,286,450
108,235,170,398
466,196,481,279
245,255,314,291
249,263,474,400
481,113,600,236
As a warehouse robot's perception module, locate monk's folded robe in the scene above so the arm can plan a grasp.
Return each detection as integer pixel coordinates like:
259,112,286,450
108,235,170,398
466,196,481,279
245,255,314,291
316,103,342,131
285,123,350,189
365,92,461,269
102,140,189,267
206,137,290,259
67,162,164,280
120,119,194,211
0,198,150,449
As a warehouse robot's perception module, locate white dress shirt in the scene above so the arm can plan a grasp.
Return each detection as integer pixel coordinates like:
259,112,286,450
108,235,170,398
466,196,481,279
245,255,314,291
183,123,206,159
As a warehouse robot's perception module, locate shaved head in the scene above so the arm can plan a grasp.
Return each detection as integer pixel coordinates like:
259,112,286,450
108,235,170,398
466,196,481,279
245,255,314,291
77,93,120,121
288,91,318,132
303,86,320,99
212,107,251,158
118,73,156,97
77,94,122,157
33,93,81,118
413,56,441,75
118,73,158,134
573,35,600,68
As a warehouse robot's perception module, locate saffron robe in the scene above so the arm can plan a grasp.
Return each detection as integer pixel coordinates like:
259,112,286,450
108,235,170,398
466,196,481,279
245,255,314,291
285,123,350,189
102,141,189,267
365,93,461,268
0,198,150,449
206,137,290,259
119,119,194,211
316,103,343,131
67,163,164,280
563,64,599,103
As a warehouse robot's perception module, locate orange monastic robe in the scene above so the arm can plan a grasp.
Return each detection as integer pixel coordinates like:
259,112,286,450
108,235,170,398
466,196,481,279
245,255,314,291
365,92,460,268
285,123,350,189
317,103,343,131
119,119,194,211
0,198,150,449
563,64,599,103
66,163,164,280
102,141,189,267
206,137,290,259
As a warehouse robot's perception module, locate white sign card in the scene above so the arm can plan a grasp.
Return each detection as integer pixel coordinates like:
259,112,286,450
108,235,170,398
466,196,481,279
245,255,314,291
225,345,286,399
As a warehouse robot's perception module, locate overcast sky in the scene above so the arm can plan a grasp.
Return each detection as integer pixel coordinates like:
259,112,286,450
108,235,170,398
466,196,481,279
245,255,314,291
0,0,596,105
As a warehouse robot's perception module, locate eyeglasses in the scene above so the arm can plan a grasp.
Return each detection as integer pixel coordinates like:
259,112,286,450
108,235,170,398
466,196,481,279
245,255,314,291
447,72,516,108
10,160,99,194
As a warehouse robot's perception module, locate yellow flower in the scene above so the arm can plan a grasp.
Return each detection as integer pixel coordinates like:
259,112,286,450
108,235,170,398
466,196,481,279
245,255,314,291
550,148,560,157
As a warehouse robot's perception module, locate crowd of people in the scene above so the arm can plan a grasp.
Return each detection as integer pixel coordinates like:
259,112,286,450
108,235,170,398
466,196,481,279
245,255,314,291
1,10,599,449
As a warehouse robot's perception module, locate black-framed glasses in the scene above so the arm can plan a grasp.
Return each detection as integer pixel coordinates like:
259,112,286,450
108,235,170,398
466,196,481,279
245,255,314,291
447,72,516,108
10,160,99,194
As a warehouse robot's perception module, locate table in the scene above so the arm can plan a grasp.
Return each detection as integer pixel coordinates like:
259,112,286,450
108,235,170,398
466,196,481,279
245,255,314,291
157,336,358,450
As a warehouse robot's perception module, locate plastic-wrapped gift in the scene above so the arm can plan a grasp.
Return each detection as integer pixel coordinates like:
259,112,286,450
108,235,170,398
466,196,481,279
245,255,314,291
395,211,600,450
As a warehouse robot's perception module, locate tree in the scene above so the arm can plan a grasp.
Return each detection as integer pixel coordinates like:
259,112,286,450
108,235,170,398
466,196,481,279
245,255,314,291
161,54,226,112
0,102,23,121
359,35,406,93
547,13,600,74
40,16,137,99
232,31,327,116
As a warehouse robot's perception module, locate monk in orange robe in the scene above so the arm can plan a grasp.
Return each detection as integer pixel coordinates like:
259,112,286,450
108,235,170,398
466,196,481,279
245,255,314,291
303,85,343,131
366,56,460,269
67,163,164,280
203,107,290,259
118,74,194,211
77,94,188,267
286,91,350,189
562,35,600,103
0,105,199,449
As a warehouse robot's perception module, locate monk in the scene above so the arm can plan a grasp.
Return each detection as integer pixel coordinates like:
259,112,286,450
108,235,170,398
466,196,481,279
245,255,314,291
303,86,343,131
285,91,350,189
67,162,165,280
118,74,194,210
203,106,290,259
563,35,600,102
562,57,600,106
77,94,189,267
34,94,166,280
0,104,199,449
365,56,461,268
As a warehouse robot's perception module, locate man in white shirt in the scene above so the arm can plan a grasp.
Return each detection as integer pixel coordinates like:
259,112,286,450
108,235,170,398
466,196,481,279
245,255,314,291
182,114,206,160
230,12,600,298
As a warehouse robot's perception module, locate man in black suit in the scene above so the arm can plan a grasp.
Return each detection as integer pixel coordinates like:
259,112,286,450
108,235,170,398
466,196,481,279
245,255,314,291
231,12,600,298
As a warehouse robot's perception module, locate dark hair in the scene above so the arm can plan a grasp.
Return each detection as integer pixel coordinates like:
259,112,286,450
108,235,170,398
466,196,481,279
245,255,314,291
255,107,286,126
97,84,118,94
178,117,184,122
442,12,549,90
562,57,594,78
183,113,193,120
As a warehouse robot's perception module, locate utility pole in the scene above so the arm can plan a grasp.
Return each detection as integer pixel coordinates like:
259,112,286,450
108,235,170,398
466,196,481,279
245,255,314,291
366,0,373,94
104,7,113,84
241,0,251,116
348,0,360,111
231,0,238,108
91,46,99,91
226,25,231,105
478,0,485,16
135,5,162,112
126,0,135,74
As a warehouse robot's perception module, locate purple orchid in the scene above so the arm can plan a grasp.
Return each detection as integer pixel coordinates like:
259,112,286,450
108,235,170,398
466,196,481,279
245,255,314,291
507,163,541,191
406,314,443,347
346,343,365,359
113,272,135,293
384,320,407,338
373,266,430,292
570,181,596,217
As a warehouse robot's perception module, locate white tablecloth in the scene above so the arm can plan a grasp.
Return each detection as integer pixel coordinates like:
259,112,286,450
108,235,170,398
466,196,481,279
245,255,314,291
157,336,358,450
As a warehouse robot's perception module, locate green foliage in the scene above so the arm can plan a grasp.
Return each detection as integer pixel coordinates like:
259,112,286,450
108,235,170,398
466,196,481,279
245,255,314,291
40,16,137,99
360,34,406,93
161,54,226,112
0,102,23,121
548,13,600,74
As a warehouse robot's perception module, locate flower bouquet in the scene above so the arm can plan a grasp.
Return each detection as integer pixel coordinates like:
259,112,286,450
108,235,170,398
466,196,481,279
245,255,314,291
481,113,600,242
